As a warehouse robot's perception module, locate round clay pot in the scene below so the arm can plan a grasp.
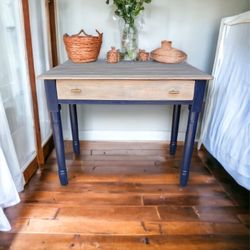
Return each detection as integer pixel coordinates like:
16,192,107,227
138,49,149,62
106,47,120,63
150,40,187,64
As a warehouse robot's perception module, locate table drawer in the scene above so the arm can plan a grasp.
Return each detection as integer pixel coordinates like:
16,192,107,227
56,80,195,101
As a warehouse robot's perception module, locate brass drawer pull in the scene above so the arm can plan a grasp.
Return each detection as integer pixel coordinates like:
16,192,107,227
71,88,82,93
169,89,180,95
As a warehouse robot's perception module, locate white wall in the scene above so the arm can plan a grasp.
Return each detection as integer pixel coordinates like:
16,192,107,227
56,0,249,141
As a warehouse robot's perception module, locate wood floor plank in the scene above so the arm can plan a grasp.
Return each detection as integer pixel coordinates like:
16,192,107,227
158,206,249,223
91,148,185,156
65,140,171,150
67,153,168,162
193,206,246,223
45,159,157,168
47,157,203,167
143,194,234,207
157,206,199,221
237,214,250,227
36,172,216,185
10,218,248,236
11,218,161,235
1,234,248,250
151,222,249,235
4,204,58,221
1,142,249,249
20,191,142,206
57,206,160,221
44,162,207,175
25,182,224,196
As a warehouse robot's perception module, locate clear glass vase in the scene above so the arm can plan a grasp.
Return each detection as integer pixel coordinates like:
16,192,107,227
120,22,138,61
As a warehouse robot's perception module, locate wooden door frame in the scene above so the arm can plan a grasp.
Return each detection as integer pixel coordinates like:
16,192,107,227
22,0,44,166
47,0,58,67
21,0,56,183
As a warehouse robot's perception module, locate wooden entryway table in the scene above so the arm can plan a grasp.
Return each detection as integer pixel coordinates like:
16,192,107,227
40,60,212,186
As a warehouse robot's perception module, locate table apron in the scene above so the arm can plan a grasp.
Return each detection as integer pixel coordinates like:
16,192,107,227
56,79,195,101
58,100,193,105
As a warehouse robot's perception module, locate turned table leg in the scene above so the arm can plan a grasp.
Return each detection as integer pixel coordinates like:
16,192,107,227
69,104,80,155
51,109,68,185
170,104,181,155
180,80,206,187
45,80,68,185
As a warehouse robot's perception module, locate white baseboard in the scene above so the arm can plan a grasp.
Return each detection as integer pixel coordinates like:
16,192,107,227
63,130,186,141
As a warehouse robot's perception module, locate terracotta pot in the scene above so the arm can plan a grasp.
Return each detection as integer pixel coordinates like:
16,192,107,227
150,40,187,64
106,47,120,63
138,49,149,62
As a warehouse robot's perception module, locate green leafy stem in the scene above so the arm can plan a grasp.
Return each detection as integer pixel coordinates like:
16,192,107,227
106,0,152,27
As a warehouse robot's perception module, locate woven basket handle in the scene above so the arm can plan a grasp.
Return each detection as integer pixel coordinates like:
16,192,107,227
77,29,90,36
95,29,103,38
76,29,102,38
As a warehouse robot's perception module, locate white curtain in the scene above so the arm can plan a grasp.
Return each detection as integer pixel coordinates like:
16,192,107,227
0,96,23,231
0,0,36,171
0,0,36,231
199,11,250,190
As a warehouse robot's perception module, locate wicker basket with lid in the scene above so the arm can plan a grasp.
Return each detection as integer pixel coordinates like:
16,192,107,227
63,29,103,63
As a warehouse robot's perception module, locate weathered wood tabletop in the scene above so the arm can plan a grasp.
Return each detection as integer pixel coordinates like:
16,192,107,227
39,60,212,80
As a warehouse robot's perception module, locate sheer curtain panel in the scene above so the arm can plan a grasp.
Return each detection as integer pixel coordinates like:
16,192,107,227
0,94,23,231
0,0,36,231
0,146,20,231
0,0,36,171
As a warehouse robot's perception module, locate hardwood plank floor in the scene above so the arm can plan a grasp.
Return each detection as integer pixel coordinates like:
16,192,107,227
0,141,249,250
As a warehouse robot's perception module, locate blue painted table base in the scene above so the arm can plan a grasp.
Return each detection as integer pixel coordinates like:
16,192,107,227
69,104,80,155
170,105,181,155
180,81,206,186
45,80,206,187
44,80,68,185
